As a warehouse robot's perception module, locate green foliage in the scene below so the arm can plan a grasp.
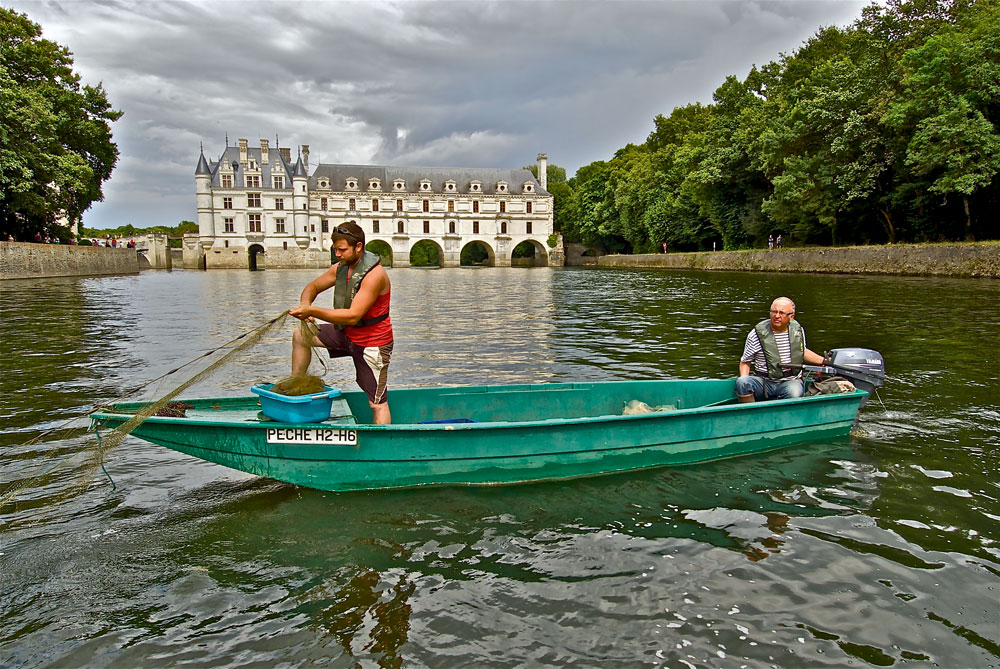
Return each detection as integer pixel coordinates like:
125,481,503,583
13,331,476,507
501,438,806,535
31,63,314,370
567,0,999,249
511,241,536,258
460,242,490,265
0,8,122,241
409,240,440,266
365,240,393,266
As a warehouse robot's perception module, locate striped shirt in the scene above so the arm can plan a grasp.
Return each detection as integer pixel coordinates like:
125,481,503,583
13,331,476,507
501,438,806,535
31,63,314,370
741,328,806,376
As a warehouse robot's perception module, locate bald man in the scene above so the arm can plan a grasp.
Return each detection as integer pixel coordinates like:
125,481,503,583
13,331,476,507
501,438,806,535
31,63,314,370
736,297,826,402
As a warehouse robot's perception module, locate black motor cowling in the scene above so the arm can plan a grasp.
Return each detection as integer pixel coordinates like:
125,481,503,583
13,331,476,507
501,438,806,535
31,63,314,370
825,348,885,395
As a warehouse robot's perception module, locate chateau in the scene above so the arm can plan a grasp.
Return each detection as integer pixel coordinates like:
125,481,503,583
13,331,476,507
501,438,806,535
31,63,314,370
187,138,561,269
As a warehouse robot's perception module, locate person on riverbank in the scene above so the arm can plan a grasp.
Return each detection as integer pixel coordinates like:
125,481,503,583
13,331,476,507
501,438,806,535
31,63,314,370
288,221,394,424
735,297,826,402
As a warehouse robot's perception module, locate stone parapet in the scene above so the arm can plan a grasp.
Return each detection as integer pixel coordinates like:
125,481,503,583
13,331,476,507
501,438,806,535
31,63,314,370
594,243,1000,279
1,242,139,280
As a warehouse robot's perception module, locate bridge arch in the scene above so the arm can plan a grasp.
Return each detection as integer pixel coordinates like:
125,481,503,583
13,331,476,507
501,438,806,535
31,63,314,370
511,238,549,267
460,240,495,267
366,239,392,267
409,239,444,267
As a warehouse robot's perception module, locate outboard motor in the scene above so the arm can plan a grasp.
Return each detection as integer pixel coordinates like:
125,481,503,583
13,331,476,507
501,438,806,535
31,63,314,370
823,348,885,396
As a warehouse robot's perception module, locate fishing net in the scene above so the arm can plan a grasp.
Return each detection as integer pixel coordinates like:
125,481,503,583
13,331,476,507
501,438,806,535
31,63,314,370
1,310,316,513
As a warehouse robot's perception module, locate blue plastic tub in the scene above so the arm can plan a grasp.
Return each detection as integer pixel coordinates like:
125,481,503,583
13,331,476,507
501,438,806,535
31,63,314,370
251,383,343,424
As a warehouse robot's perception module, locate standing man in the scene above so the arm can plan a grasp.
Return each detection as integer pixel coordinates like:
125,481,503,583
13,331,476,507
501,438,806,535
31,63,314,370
288,222,394,424
735,297,826,402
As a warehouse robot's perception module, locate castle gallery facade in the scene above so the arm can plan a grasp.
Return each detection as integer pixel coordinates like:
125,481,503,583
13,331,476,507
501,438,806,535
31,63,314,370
186,138,561,269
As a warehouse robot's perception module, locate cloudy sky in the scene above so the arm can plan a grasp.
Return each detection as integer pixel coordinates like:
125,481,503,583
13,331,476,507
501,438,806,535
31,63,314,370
11,0,870,230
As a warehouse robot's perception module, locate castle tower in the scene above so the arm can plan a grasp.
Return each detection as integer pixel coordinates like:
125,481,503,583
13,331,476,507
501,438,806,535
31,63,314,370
292,154,311,248
537,153,548,191
194,148,214,245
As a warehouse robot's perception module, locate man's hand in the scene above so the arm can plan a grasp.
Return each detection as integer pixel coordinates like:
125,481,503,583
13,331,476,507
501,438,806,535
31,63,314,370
288,304,314,321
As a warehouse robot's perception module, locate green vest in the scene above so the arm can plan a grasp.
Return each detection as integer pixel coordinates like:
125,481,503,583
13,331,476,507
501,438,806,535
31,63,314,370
332,251,386,331
754,319,804,379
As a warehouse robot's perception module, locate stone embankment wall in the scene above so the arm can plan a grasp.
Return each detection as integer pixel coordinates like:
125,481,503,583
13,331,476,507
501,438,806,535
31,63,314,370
591,242,999,279
0,242,139,280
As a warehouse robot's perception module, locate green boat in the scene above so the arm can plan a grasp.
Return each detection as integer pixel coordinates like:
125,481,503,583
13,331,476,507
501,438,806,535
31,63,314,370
89,348,885,492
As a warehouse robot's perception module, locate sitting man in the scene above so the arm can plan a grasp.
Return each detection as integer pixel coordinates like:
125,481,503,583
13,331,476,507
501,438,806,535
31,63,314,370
288,221,393,424
736,296,825,402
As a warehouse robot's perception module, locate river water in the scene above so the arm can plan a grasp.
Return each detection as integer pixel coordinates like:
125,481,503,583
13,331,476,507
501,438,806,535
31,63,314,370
1,267,997,668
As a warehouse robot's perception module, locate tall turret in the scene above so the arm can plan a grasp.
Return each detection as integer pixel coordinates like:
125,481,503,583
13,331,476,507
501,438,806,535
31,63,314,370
195,147,215,246
292,155,311,248
537,153,548,191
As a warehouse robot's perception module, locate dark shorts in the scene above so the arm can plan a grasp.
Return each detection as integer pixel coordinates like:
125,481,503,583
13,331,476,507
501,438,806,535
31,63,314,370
316,325,393,405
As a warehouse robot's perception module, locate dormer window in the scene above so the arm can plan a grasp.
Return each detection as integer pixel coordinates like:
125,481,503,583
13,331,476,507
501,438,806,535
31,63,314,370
393,179,406,191
444,180,456,192
497,181,508,193
318,179,329,189
346,178,358,191
523,183,534,193
470,181,481,192
420,179,432,191
368,178,381,191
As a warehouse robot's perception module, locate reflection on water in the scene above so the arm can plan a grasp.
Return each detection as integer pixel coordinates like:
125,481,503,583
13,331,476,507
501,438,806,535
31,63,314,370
1,267,998,667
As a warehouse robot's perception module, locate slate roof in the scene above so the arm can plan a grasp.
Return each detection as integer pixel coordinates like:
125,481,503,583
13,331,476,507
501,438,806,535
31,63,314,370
308,164,549,196
202,146,295,190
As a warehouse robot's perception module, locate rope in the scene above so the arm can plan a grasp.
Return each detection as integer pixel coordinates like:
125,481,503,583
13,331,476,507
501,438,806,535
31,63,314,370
0,311,290,513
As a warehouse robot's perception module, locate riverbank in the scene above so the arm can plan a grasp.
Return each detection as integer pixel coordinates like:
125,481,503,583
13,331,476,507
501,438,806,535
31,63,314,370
590,242,1000,278
0,241,139,279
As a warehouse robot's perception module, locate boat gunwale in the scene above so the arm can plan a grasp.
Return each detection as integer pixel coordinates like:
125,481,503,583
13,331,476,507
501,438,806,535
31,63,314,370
89,386,869,431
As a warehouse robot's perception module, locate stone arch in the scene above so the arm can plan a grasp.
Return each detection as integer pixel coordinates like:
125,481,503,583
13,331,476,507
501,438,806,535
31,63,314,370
460,240,495,267
409,239,443,267
248,243,265,271
366,239,393,267
511,239,549,267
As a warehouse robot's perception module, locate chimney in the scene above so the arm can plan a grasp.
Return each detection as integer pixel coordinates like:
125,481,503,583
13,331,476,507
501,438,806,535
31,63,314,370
260,138,269,164
537,153,548,191
238,138,248,165
279,147,291,163
301,144,310,171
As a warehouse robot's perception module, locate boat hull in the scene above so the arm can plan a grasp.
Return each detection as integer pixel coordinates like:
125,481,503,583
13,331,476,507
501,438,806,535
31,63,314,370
90,380,866,492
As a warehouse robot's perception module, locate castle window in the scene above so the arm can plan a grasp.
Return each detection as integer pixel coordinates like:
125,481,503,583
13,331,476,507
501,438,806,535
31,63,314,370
321,197,327,210
500,221,507,234
470,181,481,192
275,198,284,210
349,198,356,210
423,200,429,213
497,181,507,193
223,197,233,210
283,241,288,250
524,184,533,193
275,218,286,233
526,221,532,234
372,199,379,212
420,180,431,191
526,202,532,214
445,180,456,192
273,175,285,189
321,220,329,233
224,218,234,233
246,175,260,188
397,220,405,234
221,174,233,188
499,201,505,213
423,220,430,234
373,220,380,233
473,200,479,213
319,179,329,189
396,199,403,211
448,220,455,234
369,179,381,191
248,214,262,232
346,180,357,190
448,200,454,212
248,193,261,208
473,221,479,234
393,179,405,191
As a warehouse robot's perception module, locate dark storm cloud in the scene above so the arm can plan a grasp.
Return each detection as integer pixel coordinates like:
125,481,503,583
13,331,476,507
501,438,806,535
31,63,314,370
8,0,869,228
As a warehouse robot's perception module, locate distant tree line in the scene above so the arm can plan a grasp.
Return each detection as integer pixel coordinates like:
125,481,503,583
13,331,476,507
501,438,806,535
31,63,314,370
1,8,122,242
80,221,198,247
548,0,999,252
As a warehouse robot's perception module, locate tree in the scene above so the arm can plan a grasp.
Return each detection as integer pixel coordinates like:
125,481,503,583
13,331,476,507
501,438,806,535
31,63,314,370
0,8,122,240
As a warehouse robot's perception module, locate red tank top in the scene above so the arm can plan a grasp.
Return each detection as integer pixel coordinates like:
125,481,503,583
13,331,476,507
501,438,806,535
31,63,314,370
345,289,392,346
